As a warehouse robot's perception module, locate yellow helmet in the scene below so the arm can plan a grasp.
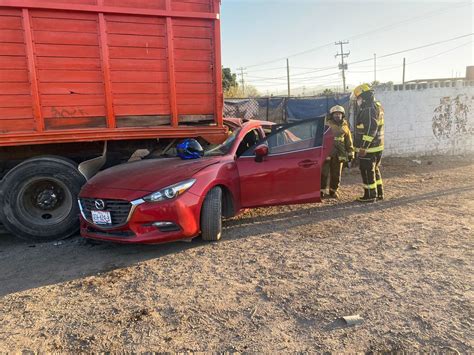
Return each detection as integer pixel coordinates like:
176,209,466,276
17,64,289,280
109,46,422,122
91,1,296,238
352,83,372,99
329,105,345,115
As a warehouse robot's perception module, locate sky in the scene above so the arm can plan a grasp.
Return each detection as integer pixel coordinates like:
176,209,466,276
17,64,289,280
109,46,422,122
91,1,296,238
220,0,474,95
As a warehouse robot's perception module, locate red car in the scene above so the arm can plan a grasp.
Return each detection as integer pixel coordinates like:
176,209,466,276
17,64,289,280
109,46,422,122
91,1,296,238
79,117,332,244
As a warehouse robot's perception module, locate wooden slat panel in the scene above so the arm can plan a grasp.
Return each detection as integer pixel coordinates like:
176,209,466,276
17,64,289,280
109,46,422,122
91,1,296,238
107,34,166,48
173,18,212,28
0,9,22,17
32,18,97,33
176,83,214,94
34,31,98,46
39,83,105,95
110,71,168,83
105,14,163,25
112,93,169,105
175,60,211,72
0,118,35,133
108,47,166,59
42,105,106,118
177,103,213,115
35,44,100,58
104,0,166,9
0,95,32,108
0,107,33,119
36,0,97,5
0,70,29,82
38,70,103,83
106,22,165,36
31,9,97,20
0,83,31,95
112,82,168,94
175,49,212,61
0,43,25,56
45,116,107,130
114,104,170,116
0,16,23,30
0,29,24,43
175,71,212,83
0,56,28,70
173,26,212,39
116,115,170,128
174,37,211,50
41,94,105,106
36,57,101,70
109,58,167,71
171,2,211,13
177,94,214,105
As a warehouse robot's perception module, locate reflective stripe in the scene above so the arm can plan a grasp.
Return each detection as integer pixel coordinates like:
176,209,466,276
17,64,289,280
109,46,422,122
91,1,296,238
366,145,384,153
356,123,364,129
334,136,345,142
376,179,383,185
367,183,377,189
377,119,384,126
363,135,374,142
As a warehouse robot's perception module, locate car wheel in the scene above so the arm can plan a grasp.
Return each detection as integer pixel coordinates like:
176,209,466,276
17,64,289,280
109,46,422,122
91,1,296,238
200,186,222,241
0,156,86,242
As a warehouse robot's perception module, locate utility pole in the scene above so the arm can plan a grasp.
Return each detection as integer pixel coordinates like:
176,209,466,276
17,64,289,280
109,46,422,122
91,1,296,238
402,58,406,87
286,58,291,97
335,41,350,93
237,67,246,96
374,53,377,83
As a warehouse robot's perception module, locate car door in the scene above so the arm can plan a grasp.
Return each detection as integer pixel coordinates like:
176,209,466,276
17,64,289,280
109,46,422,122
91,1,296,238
236,117,326,208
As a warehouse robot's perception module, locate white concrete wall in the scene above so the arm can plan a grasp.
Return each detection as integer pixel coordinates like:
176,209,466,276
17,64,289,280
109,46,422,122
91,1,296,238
374,85,474,156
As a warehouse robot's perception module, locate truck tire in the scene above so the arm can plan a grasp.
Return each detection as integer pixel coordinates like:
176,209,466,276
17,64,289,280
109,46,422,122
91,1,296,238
200,186,222,241
0,156,86,242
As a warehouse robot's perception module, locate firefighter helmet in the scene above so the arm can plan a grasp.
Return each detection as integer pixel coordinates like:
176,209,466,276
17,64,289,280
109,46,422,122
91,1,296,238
352,83,372,98
329,105,345,115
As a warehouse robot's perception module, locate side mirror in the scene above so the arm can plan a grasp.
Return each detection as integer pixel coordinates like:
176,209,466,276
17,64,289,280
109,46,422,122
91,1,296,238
254,144,269,162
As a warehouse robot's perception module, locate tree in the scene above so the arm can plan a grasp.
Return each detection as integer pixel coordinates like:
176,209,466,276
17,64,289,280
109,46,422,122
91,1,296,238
222,67,238,91
224,84,260,98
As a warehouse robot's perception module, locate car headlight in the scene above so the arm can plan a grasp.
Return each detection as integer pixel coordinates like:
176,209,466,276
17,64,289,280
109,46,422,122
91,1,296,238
143,179,196,202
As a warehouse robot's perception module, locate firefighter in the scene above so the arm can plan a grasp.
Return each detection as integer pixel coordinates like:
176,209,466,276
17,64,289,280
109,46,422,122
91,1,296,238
321,105,354,199
352,83,385,202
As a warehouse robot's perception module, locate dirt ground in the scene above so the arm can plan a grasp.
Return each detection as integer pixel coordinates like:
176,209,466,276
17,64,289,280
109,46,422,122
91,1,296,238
0,155,473,352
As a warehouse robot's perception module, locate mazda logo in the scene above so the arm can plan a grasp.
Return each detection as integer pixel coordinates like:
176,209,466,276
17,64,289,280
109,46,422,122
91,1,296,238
94,199,105,210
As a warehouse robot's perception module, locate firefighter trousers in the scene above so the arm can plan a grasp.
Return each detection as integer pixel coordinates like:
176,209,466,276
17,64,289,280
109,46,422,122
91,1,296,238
359,152,383,199
321,157,343,193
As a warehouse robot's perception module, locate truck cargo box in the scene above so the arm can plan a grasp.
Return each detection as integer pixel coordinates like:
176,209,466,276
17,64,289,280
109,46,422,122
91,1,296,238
0,0,225,146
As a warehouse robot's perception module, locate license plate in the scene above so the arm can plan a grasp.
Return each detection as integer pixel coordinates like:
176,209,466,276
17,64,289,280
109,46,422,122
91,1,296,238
91,210,112,225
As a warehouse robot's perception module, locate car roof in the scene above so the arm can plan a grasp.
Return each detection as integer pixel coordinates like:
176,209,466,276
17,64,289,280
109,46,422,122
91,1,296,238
223,117,274,129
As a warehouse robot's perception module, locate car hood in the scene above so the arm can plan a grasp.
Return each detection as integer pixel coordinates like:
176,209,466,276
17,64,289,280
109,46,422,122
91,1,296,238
83,157,221,193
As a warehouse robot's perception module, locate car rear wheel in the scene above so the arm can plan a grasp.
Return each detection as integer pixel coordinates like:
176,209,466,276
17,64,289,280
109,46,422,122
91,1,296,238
200,186,222,241
0,156,86,242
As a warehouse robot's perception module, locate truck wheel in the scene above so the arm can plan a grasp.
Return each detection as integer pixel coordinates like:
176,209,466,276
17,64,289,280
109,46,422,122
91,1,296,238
0,156,86,242
200,186,222,241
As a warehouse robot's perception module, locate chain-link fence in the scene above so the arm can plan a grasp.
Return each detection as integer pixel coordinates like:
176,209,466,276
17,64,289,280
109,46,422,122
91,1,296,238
224,94,351,124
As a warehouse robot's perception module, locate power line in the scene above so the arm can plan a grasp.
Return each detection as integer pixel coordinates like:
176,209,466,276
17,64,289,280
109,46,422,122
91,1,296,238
335,41,350,92
238,2,472,69
346,33,473,66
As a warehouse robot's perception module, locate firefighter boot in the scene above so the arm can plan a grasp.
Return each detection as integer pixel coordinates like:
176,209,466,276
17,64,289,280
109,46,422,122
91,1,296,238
357,188,376,203
377,184,384,200
329,189,339,199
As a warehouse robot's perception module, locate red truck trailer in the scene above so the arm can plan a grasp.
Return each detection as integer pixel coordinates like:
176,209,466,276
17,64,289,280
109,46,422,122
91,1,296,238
0,0,226,241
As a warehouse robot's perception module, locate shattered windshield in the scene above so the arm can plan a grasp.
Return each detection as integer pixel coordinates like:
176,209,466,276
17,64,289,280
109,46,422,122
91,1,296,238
204,128,241,156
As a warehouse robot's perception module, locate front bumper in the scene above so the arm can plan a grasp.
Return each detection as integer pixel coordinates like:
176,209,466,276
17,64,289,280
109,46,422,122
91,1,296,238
80,191,202,244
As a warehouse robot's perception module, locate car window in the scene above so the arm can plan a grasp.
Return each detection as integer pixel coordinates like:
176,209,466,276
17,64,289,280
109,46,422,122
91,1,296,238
237,129,262,157
265,118,324,155
204,128,241,156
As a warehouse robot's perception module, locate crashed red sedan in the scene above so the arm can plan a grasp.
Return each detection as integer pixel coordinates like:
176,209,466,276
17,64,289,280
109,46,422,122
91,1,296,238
79,117,332,244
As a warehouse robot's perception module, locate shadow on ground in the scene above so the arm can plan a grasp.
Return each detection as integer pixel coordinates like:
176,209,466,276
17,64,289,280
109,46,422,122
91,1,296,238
1,182,472,298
